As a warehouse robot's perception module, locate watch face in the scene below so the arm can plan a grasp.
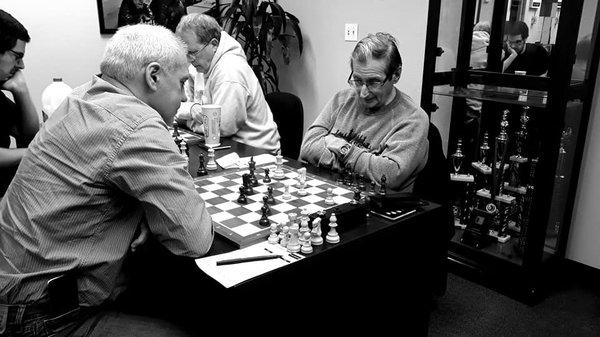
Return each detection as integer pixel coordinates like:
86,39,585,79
341,144,350,155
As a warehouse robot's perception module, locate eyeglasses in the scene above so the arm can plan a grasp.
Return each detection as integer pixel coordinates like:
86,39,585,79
186,43,209,59
347,73,391,90
7,49,24,61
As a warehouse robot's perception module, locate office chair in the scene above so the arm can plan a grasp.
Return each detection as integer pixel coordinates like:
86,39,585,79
265,92,304,160
413,121,453,297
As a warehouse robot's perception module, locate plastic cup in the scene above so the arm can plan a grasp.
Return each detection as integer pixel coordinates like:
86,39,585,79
197,104,221,147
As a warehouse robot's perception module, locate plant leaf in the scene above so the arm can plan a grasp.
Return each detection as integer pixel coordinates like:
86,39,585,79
287,14,303,54
267,1,286,34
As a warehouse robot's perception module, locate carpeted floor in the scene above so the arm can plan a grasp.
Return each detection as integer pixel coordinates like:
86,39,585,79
428,271,600,337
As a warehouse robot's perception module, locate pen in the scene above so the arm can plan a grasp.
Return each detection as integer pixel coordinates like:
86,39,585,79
216,254,282,266
201,145,231,151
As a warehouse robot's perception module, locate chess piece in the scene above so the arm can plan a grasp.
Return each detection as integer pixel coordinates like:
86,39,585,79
273,155,285,180
242,173,254,195
297,179,307,196
197,153,208,176
287,224,301,253
282,183,291,200
300,232,313,254
310,218,323,245
248,156,256,172
379,175,387,196
259,206,270,227
326,213,340,244
299,218,310,239
358,175,366,191
296,167,307,187
324,187,335,205
279,225,290,247
262,196,271,215
352,188,361,204
370,181,376,195
172,121,183,146
263,168,271,183
268,223,279,244
237,186,248,204
266,186,275,204
206,147,218,171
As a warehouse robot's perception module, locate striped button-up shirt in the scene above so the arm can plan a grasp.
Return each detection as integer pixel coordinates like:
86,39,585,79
0,75,214,305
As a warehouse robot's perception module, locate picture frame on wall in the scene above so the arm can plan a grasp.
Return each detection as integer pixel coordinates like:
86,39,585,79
96,0,216,35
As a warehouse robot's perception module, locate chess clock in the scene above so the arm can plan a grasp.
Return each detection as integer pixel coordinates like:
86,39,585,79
460,203,496,249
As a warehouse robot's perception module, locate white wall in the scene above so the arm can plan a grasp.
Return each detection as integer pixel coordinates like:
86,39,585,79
275,0,429,133
1,0,111,113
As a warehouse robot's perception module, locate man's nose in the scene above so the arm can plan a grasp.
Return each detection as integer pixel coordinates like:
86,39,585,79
16,58,24,69
360,85,370,97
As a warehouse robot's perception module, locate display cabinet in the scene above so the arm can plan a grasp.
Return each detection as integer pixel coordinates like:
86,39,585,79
421,0,600,302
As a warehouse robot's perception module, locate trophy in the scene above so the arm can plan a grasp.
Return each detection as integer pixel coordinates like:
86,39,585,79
505,107,531,195
450,138,474,183
450,138,474,228
493,109,511,198
472,131,492,175
515,158,539,256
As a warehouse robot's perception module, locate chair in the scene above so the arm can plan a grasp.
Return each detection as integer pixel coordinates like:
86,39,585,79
413,122,454,297
265,92,304,159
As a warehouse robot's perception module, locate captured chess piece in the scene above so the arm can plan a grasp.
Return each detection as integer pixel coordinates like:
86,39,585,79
326,213,340,244
273,154,285,180
206,148,218,171
237,186,248,204
197,153,208,176
263,168,271,183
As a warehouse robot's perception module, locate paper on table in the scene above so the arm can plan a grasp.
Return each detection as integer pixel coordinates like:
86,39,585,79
216,152,240,169
215,153,287,170
195,241,303,288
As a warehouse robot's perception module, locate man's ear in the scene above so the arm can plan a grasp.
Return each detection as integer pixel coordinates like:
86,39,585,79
144,62,161,91
391,66,402,83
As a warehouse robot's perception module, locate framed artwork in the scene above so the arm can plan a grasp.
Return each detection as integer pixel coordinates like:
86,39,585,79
96,0,217,35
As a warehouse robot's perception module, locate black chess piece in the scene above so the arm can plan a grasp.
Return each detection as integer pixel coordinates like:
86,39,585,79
237,186,248,204
242,174,254,195
353,188,361,203
197,154,208,176
266,186,275,204
358,174,366,191
370,181,376,195
379,175,387,196
262,196,271,214
259,206,270,227
263,168,271,183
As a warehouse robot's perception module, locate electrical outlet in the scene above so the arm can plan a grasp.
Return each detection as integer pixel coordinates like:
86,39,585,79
345,23,358,42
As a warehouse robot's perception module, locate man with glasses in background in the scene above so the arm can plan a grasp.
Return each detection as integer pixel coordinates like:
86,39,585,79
503,20,550,76
0,10,38,198
300,32,429,192
174,13,281,154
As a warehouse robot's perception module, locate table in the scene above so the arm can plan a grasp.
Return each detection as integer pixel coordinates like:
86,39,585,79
123,138,445,335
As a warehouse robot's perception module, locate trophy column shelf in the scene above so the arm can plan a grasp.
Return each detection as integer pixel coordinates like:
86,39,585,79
432,84,548,108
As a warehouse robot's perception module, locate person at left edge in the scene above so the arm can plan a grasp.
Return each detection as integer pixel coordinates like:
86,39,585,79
0,9,39,198
0,24,214,336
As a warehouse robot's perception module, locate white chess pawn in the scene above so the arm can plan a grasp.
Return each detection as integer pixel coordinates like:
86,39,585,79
287,225,301,253
273,155,285,180
326,213,340,244
299,218,309,242
324,187,335,205
268,223,279,244
310,218,323,246
282,183,291,200
279,225,290,247
206,147,217,170
301,232,313,254
297,180,307,196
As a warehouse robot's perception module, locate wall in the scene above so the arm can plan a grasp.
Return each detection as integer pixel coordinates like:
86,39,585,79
274,0,429,133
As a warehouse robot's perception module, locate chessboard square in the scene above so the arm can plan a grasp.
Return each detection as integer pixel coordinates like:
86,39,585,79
314,190,328,199
306,186,324,195
303,204,323,214
254,184,269,194
206,176,229,184
270,213,288,225
194,179,213,187
244,202,263,212
221,192,240,201
256,208,280,217
247,193,265,203
232,223,265,236
219,180,238,187
204,196,228,205
228,207,252,217
271,202,296,213
220,217,246,228
212,188,234,196
199,191,219,200
215,201,239,211
306,178,326,187
206,206,221,215
332,187,352,195
239,212,261,223
202,184,224,192
288,199,309,208
224,173,243,180
301,194,323,204
269,181,286,190
334,196,352,204
211,211,235,222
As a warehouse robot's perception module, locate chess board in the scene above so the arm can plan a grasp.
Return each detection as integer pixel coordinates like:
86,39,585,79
193,165,356,247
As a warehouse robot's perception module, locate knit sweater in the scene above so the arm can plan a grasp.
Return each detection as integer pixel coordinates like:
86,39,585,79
300,88,429,192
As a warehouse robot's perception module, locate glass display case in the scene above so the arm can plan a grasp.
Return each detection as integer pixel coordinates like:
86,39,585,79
421,0,600,302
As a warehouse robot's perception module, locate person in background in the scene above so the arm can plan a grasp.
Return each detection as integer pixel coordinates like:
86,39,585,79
0,24,213,336
300,32,429,192
118,0,155,27
174,13,281,154
0,9,38,198
150,0,187,32
503,20,550,76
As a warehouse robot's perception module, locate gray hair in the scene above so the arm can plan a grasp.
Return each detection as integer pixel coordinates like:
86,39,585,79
351,32,402,77
100,24,188,83
176,13,222,44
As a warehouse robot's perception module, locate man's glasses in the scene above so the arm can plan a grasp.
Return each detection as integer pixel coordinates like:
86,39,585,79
187,43,209,59
7,49,24,61
347,73,390,90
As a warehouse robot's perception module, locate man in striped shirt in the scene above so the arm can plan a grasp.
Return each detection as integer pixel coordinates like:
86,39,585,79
0,24,213,335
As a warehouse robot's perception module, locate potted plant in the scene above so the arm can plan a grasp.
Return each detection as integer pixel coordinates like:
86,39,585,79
210,0,303,93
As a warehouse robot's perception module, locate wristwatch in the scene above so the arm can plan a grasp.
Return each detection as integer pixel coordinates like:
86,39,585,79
340,143,351,156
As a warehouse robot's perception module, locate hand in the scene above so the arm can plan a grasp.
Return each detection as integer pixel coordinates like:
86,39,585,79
1,70,28,94
130,221,150,253
324,134,348,157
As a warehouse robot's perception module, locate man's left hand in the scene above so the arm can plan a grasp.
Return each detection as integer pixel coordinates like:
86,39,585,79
324,134,348,157
1,70,28,94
